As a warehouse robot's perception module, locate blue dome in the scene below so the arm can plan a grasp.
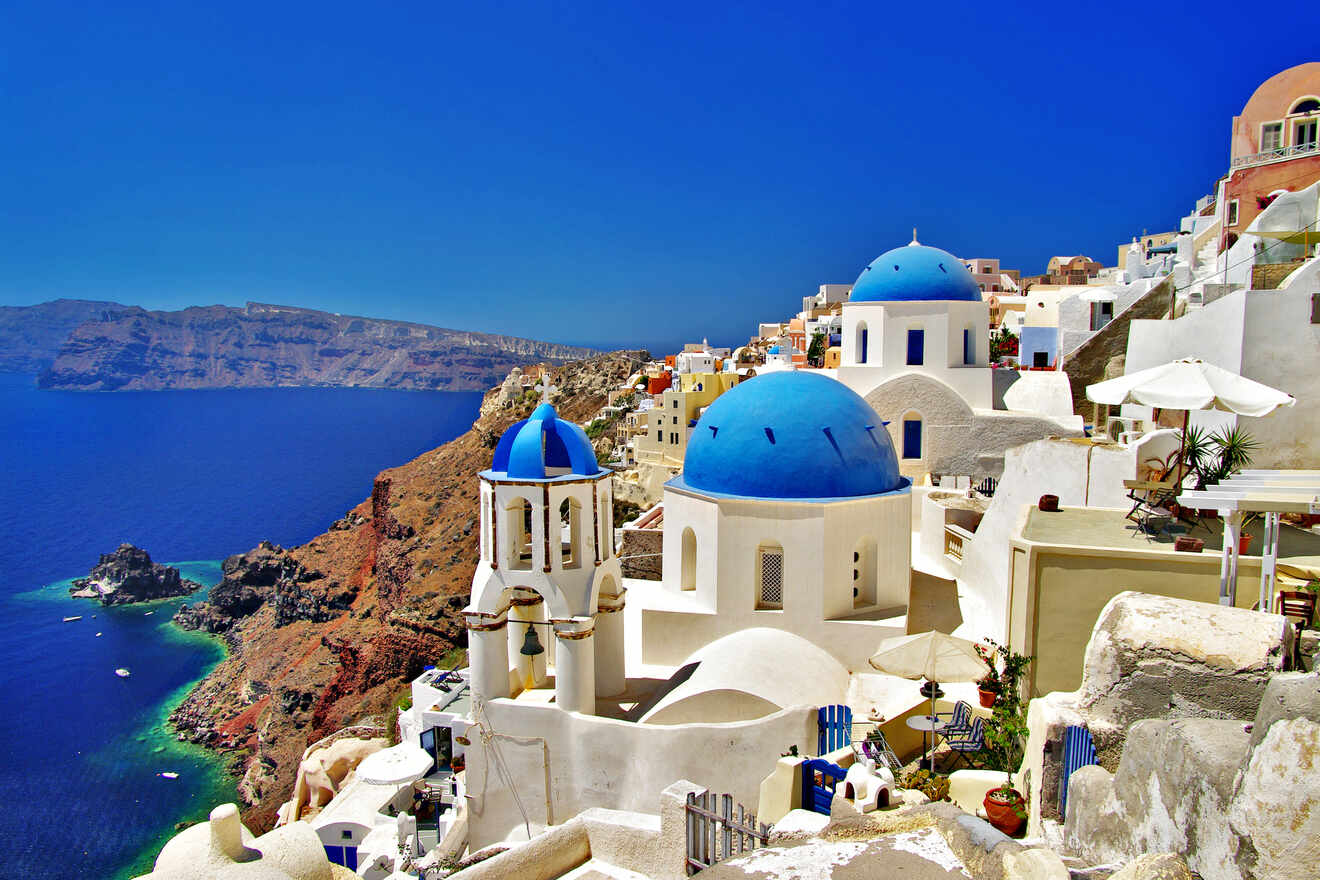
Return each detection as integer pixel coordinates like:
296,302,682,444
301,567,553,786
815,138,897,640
486,403,604,480
850,242,982,303
676,372,905,500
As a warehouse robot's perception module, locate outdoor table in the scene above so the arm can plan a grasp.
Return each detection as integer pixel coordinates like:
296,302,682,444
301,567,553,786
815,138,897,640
905,714,948,770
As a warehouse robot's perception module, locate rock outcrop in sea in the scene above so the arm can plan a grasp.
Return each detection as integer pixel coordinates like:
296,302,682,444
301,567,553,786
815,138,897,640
165,350,646,830
70,543,202,605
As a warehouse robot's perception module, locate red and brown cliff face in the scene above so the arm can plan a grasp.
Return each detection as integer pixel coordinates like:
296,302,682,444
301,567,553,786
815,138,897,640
168,350,645,831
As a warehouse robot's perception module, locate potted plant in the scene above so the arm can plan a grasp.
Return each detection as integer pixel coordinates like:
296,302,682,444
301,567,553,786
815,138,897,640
974,642,1001,707
983,778,1027,836
979,641,1034,836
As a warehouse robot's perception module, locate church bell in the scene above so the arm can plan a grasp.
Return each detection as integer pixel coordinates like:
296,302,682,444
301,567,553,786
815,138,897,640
520,622,544,657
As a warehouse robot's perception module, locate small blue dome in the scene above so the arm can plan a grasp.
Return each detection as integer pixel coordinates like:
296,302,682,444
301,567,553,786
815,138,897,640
487,403,603,480
850,242,982,303
676,372,905,500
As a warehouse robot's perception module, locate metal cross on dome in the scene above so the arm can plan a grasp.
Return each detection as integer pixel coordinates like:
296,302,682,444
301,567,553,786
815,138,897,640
534,376,557,404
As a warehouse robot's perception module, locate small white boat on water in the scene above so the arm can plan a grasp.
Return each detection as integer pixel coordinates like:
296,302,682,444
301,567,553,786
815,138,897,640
157,772,179,780
144,610,154,616
115,668,131,678
63,616,81,622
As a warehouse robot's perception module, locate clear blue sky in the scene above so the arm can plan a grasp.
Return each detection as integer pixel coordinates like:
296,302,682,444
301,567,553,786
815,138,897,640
1,1,1313,353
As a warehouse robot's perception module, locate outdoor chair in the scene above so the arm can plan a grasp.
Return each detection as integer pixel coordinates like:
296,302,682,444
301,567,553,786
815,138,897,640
942,716,985,770
1124,450,1205,535
1278,591,1317,665
936,700,974,738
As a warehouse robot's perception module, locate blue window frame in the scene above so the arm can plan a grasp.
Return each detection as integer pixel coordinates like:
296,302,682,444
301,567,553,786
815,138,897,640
903,419,922,459
963,329,973,365
906,329,924,365
859,328,868,363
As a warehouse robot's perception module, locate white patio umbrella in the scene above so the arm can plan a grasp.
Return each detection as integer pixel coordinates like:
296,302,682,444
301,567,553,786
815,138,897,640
868,630,988,752
354,742,434,786
1086,358,1295,483
1085,357,1295,418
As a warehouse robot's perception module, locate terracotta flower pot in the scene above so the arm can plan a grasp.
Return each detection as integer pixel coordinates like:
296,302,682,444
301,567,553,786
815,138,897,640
1239,533,1253,555
1038,494,1059,512
984,788,1026,836
978,688,998,708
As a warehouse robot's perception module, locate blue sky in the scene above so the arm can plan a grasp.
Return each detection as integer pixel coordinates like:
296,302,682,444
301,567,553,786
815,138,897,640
0,1,1313,352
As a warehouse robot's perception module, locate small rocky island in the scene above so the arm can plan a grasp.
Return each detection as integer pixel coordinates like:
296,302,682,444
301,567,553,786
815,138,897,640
70,543,202,605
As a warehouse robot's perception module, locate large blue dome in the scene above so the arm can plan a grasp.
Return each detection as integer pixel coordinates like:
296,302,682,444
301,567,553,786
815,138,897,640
850,242,982,303
486,403,604,480
676,372,905,500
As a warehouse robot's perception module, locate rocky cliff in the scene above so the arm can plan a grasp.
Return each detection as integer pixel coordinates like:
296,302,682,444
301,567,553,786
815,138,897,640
69,543,203,605
38,302,598,391
0,299,127,373
168,350,646,831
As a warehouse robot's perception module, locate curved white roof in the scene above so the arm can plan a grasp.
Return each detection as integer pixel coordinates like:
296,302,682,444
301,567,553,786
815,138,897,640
640,628,849,725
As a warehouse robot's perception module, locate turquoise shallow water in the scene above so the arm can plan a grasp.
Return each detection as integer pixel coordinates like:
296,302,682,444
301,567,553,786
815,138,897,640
0,373,481,877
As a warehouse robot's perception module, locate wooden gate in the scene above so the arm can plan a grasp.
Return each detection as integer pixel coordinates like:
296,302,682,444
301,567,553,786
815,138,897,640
685,790,769,875
817,704,853,754
801,757,847,815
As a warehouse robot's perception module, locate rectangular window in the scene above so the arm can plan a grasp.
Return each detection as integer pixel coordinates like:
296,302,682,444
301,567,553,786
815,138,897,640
757,548,783,608
1226,200,1239,227
962,329,973,365
902,419,922,459
906,329,924,365
1262,122,1283,152
1297,119,1318,150
672,399,679,408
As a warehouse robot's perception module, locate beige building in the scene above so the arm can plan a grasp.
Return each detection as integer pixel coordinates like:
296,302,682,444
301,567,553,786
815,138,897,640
633,372,738,468
1115,231,1178,270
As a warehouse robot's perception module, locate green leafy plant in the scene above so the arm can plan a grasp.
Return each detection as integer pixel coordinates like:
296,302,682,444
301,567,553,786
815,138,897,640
781,744,799,758
807,331,826,366
1189,425,1259,489
989,327,1019,361
979,640,1034,776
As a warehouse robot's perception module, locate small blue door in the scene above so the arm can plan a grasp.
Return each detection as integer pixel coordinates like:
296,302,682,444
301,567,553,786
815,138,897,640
906,329,924,365
324,845,344,866
344,846,358,870
903,419,922,460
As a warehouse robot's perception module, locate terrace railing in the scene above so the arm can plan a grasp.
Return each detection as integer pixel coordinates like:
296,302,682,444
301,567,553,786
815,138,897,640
1231,139,1319,168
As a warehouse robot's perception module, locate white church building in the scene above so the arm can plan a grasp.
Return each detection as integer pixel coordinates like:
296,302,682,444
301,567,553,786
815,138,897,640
831,239,1083,479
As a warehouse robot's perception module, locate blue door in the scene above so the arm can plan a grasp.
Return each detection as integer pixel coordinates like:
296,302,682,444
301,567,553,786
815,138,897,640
906,329,924,365
324,845,344,865
801,758,847,814
344,846,358,870
903,419,922,459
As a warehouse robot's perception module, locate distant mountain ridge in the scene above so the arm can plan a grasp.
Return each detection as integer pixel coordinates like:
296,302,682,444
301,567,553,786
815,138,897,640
36,301,598,391
0,298,128,373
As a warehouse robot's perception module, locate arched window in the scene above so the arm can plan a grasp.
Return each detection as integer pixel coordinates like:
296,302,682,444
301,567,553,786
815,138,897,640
853,536,877,607
1291,97,1320,114
756,542,784,609
558,497,581,569
856,321,869,365
962,326,974,365
506,496,533,570
680,527,697,590
901,412,923,460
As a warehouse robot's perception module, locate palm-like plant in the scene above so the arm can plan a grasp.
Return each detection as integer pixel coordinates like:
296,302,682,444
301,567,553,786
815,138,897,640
1185,424,1259,489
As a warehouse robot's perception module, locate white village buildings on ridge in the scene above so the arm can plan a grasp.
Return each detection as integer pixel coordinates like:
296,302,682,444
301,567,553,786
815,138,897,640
139,61,1320,880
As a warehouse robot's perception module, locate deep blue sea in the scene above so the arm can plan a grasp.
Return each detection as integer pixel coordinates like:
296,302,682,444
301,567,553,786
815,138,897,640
0,373,481,878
